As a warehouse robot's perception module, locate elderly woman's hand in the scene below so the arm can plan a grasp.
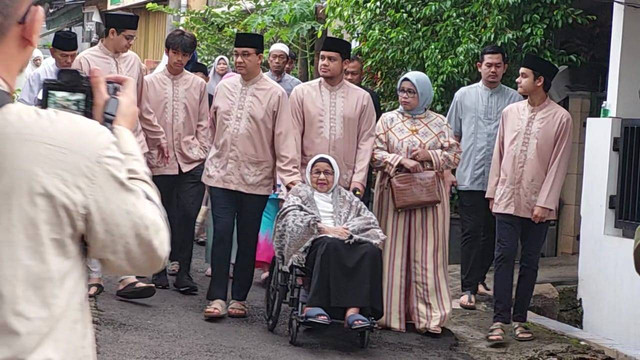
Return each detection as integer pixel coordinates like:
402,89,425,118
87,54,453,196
400,158,423,173
318,224,352,240
410,148,432,162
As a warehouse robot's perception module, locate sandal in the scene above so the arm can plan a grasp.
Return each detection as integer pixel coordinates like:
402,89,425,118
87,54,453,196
88,283,104,298
167,261,180,276
302,307,331,326
228,300,248,318
459,291,476,310
115,281,156,299
346,313,370,331
486,322,506,345
512,322,535,341
204,300,227,319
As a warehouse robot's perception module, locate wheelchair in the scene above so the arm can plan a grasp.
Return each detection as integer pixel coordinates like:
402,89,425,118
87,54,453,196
264,254,375,348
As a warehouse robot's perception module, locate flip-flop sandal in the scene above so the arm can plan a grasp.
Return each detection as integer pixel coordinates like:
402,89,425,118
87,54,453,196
88,283,104,298
115,281,156,299
346,313,371,331
512,322,535,342
302,307,331,326
486,322,506,346
228,300,248,318
204,300,227,319
460,291,476,310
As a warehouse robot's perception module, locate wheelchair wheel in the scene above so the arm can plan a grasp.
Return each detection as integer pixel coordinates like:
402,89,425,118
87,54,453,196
288,310,300,346
359,330,370,349
265,258,284,332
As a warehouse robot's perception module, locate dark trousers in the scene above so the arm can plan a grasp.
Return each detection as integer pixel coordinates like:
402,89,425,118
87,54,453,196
153,164,205,278
207,187,268,302
493,214,549,324
459,190,496,294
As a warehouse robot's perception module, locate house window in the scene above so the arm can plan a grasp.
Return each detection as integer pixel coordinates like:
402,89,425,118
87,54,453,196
612,118,640,238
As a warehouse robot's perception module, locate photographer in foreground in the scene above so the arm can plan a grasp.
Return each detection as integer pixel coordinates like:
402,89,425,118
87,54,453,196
0,2,170,359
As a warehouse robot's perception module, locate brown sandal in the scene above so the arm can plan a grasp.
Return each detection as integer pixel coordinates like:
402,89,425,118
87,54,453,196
486,322,506,345
512,322,535,341
228,300,248,318
204,300,227,319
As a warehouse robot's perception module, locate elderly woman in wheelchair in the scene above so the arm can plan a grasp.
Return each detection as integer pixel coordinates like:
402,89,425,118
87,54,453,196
274,154,386,330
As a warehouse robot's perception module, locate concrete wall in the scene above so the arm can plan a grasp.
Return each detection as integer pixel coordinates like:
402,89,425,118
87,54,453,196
578,117,640,352
557,92,589,255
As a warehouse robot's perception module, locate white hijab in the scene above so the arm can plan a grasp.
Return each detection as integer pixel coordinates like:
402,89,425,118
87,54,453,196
207,56,231,95
305,154,341,226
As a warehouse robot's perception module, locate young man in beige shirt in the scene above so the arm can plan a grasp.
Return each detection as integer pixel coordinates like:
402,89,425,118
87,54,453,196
138,29,211,294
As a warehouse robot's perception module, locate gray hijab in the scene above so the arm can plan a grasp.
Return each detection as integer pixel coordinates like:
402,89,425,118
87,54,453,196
397,71,434,116
207,56,231,95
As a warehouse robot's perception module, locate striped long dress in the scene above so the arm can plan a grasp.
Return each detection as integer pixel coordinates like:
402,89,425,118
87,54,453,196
372,110,461,333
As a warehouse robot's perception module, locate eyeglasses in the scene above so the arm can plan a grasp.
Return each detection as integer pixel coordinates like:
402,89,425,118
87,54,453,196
311,170,335,178
18,0,43,25
123,34,137,43
269,54,287,61
397,89,418,98
232,51,257,60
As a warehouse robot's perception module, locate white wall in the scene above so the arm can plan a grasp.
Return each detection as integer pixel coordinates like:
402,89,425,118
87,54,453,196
606,2,640,118
578,117,640,352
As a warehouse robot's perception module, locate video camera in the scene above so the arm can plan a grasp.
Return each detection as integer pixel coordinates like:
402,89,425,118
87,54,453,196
42,69,119,129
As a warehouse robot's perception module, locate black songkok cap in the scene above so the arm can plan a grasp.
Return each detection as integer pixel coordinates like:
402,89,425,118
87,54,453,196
52,30,78,51
234,33,264,54
191,62,209,76
521,53,559,82
321,37,351,60
104,11,140,31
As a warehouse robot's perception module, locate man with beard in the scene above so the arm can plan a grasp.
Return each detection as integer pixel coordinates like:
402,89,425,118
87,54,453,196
265,43,301,96
285,37,376,197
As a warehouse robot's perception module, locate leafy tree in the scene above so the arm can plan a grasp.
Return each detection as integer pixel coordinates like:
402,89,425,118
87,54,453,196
147,0,322,81
325,0,595,113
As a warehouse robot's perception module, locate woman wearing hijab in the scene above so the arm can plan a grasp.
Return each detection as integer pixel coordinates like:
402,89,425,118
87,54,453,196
207,55,232,98
16,49,44,90
274,154,386,329
372,71,461,335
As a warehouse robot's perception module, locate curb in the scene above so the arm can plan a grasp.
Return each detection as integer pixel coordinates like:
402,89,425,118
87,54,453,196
527,311,640,359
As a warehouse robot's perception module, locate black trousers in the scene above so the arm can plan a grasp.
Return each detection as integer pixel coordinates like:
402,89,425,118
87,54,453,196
153,164,205,278
459,190,496,294
493,214,549,324
207,187,268,302
305,237,383,320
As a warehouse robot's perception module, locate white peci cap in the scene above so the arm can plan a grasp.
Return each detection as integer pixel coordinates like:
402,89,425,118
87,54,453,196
269,43,290,56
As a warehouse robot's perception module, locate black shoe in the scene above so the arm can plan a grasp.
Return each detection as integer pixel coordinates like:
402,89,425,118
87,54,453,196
152,270,170,289
174,274,198,295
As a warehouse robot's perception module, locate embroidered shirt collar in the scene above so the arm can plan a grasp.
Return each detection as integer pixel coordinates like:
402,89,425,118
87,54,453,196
98,41,122,59
527,96,551,113
163,67,187,80
240,72,263,87
320,77,345,92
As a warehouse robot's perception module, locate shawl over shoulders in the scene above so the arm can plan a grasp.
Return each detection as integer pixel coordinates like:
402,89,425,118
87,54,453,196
274,184,386,269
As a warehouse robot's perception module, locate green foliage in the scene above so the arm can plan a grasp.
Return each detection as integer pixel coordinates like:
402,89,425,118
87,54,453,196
147,1,322,79
326,0,595,114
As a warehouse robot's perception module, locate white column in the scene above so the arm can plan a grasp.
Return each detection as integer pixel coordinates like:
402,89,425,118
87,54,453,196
606,1,640,118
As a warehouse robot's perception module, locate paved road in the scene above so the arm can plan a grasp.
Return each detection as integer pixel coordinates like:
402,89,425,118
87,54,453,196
95,245,473,360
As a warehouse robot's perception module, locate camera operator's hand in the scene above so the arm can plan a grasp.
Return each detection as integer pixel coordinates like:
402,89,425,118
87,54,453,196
90,69,139,131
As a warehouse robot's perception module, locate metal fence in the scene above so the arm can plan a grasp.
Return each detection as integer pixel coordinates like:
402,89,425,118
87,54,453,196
612,118,640,238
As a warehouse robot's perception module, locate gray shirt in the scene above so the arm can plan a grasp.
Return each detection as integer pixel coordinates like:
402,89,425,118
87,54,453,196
447,82,522,191
265,71,302,97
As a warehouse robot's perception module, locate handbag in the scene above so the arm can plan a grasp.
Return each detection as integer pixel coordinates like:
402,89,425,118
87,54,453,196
389,171,441,210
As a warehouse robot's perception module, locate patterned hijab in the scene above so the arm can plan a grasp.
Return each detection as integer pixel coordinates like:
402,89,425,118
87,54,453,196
397,71,434,116
207,56,231,95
